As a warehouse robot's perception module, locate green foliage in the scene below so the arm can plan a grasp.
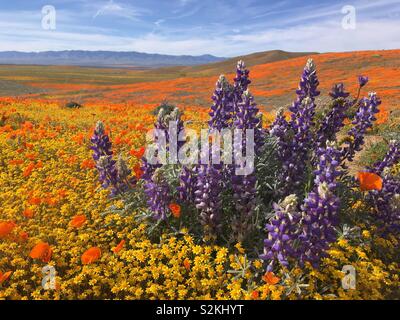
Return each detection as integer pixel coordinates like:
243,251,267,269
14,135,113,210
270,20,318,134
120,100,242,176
151,100,176,116
359,141,390,168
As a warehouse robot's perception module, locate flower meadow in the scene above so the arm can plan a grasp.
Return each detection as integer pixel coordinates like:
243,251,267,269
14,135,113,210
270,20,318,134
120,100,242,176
0,59,399,300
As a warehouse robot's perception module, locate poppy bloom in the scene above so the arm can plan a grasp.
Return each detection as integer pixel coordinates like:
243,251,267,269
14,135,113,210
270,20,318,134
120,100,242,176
129,147,145,159
23,208,34,219
357,172,383,191
0,271,12,284
19,231,29,242
183,258,191,271
81,247,102,265
0,221,16,239
133,164,144,179
251,290,259,299
169,203,181,218
23,162,35,177
262,272,280,285
29,242,53,263
70,215,86,228
112,240,125,253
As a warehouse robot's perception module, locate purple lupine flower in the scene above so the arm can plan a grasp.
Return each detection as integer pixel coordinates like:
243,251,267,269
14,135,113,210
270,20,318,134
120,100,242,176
141,108,168,182
260,194,301,271
342,92,381,162
91,121,132,196
231,90,264,240
329,83,350,99
298,142,342,267
208,75,234,130
234,90,265,152
141,107,185,181
369,173,400,232
233,60,251,111
280,96,316,196
358,75,369,88
271,59,320,196
194,163,223,239
144,169,171,221
91,121,113,161
367,140,400,231
317,84,351,149
290,58,320,115
178,166,197,203
371,140,400,175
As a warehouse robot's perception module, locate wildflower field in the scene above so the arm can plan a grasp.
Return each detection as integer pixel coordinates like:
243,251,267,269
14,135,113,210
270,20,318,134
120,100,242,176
0,51,400,300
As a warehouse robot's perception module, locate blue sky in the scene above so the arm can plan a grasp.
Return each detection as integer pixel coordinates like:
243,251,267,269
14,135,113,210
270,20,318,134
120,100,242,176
0,0,399,56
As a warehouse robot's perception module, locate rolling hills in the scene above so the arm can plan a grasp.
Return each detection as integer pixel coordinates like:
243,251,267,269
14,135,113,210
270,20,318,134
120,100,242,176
0,49,399,113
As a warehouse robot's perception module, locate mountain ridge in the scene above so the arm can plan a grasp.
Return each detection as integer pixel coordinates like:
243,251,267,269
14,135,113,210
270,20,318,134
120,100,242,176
0,50,226,67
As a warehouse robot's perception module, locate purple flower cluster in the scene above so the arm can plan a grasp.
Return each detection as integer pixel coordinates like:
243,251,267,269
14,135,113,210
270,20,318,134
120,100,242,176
91,121,134,196
178,166,197,204
143,107,185,220
144,169,171,221
317,84,351,149
260,194,301,271
298,143,342,267
194,164,223,239
261,143,342,270
208,75,234,130
271,59,320,196
342,92,381,162
368,140,400,231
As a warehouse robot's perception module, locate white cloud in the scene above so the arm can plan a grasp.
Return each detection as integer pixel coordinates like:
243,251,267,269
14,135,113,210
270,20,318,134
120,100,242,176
92,0,143,20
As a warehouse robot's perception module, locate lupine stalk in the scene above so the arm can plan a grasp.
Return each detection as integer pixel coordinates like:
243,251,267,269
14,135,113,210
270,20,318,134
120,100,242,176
91,121,132,196
144,169,171,221
342,92,381,162
178,166,197,203
368,140,400,231
316,84,351,149
208,75,234,130
194,163,223,240
298,143,342,267
260,194,301,271
271,59,320,196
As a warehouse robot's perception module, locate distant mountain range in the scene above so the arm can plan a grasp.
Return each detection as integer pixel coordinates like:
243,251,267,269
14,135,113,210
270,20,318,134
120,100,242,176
0,50,226,68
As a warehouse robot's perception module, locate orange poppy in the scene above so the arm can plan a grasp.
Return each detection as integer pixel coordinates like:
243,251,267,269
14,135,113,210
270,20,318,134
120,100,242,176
0,221,16,239
262,271,280,285
112,240,126,253
23,208,34,219
133,164,144,179
23,162,35,177
357,172,383,191
29,242,53,263
251,290,259,299
70,215,86,228
28,197,41,205
81,247,102,265
129,147,145,159
183,258,191,271
80,159,95,170
169,203,181,218
9,159,24,165
0,271,12,284
19,231,29,242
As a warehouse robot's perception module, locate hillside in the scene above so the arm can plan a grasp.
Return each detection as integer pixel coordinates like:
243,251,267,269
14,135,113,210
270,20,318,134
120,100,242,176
0,49,399,112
